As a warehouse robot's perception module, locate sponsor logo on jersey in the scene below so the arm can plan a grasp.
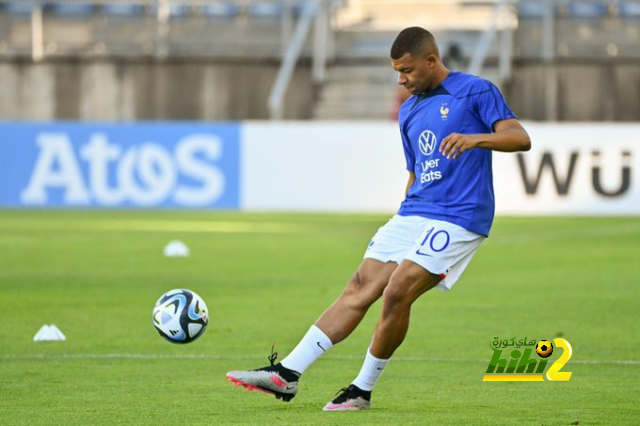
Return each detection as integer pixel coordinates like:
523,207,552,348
418,130,437,156
418,130,442,184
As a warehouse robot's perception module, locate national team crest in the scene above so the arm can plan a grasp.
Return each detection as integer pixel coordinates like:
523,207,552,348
440,103,449,120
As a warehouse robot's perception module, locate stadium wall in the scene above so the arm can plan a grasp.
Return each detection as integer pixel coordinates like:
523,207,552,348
508,61,640,122
1,122,639,215
0,59,315,121
3,59,640,122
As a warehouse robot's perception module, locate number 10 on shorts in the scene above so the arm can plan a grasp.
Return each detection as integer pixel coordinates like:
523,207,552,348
416,227,450,257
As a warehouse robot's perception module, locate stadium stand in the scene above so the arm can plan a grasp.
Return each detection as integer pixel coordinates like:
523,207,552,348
247,1,285,17
619,0,640,16
200,2,241,17
515,1,548,18
565,0,609,18
0,0,639,121
166,3,192,18
1,2,33,15
100,4,145,16
48,3,95,17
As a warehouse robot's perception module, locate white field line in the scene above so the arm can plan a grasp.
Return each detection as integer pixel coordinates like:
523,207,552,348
1,353,639,365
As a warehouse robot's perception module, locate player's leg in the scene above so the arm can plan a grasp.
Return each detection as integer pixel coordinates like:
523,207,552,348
322,261,440,411
277,258,396,372
369,260,441,359
315,258,398,344
324,219,484,411
226,258,397,402
312,214,423,348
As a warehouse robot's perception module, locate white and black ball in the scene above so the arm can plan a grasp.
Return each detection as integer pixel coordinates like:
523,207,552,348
153,289,208,344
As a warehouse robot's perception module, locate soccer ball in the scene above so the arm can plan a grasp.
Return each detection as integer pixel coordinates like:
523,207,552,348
153,289,208,344
536,340,554,358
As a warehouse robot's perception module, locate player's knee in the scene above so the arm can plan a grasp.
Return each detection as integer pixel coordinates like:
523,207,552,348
344,271,367,298
381,280,411,311
343,271,382,308
382,268,436,310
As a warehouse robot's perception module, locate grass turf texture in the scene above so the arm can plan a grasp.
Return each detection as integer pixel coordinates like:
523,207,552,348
0,211,638,425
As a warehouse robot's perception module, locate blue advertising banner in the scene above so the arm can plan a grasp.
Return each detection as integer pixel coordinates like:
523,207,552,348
0,123,240,208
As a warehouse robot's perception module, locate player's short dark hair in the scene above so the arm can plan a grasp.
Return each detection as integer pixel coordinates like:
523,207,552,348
390,27,439,60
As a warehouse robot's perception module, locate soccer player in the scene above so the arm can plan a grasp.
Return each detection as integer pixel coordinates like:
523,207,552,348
227,26,531,411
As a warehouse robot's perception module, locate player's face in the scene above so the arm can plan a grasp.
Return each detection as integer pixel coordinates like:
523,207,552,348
392,52,437,95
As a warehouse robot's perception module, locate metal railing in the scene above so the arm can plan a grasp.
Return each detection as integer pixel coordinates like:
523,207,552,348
466,0,517,85
268,0,339,120
268,0,319,120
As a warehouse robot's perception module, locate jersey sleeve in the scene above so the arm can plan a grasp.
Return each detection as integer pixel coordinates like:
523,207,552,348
474,80,517,130
400,123,415,172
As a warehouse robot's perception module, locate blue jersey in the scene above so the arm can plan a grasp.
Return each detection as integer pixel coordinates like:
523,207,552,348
397,72,516,237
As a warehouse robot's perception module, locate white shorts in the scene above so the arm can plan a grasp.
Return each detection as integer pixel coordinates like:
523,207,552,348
364,215,485,291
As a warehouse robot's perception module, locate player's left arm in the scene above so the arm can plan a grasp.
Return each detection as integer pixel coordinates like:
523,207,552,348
439,119,531,160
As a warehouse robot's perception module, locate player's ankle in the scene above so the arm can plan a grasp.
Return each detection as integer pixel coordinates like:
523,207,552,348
276,363,301,382
350,384,372,400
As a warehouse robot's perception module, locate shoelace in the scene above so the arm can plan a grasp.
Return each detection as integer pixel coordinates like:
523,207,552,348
332,386,350,401
255,344,282,374
267,344,279,366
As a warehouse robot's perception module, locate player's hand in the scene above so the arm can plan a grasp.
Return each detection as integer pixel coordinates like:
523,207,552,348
440,133,479,159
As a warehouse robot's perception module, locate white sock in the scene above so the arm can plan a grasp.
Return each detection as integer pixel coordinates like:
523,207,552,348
280,325,333,375
351,348,390,391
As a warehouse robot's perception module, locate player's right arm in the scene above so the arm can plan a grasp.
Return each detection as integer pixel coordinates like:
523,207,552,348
405,172,416,196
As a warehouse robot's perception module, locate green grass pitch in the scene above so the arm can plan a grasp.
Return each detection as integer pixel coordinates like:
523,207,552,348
0,211,639,425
